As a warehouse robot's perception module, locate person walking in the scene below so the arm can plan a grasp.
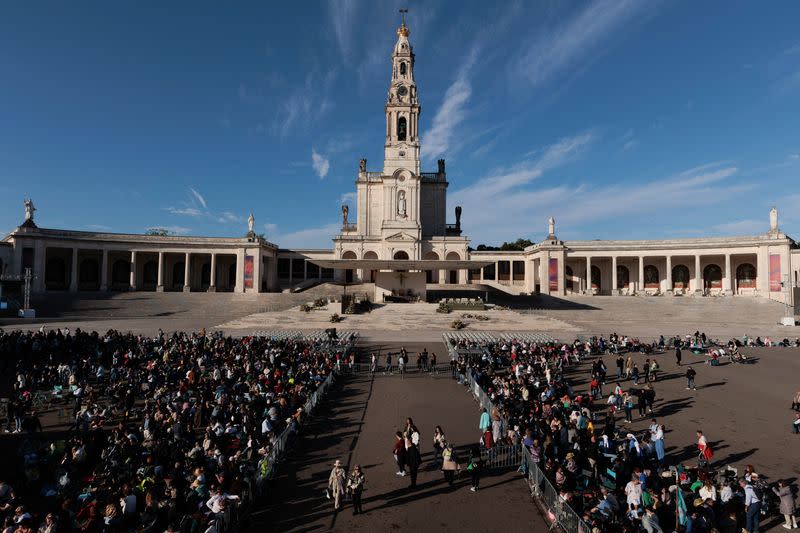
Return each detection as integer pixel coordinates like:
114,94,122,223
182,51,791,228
741,478,762,533
393,431,406,476
430,352,437,375
405,438,421,489
675,345,682,366
385,353,392,374
441,442,460,485
625,356,634,379
616,355,625,380
467,446,481,492
370,353,377,375
347,465,365,515
686,366,697,390
772,480,798,529
328,459,346,510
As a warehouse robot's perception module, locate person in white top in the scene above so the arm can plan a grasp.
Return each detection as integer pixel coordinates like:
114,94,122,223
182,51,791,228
624,476,643,512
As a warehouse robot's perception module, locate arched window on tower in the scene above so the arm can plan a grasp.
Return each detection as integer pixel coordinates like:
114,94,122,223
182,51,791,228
397,116,407,141
400,62,407,75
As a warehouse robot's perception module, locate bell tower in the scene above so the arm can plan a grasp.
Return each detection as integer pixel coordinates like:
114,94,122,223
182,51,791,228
383,10,420,176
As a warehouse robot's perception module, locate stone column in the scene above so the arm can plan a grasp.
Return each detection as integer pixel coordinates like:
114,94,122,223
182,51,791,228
156,252,164,292
208,253,217,292
129,251,137,291
586,256,592,295
183,252,191,292
694,255,702,294
723,254,732,294
100,249,108,291
611,256,618,295
638,256,644,294
69,248,79,292
666,256,673,294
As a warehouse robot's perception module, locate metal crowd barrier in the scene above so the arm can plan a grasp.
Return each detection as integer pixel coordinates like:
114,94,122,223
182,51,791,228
216,341,345,533
462,365,589,533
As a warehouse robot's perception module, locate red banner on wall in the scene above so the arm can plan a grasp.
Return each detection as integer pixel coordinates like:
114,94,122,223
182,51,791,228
548,258,558,291
244,255,254,289
769,254,781,292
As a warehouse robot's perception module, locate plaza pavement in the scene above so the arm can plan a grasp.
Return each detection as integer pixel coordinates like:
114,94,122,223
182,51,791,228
253,341,545,533
2,293,799,532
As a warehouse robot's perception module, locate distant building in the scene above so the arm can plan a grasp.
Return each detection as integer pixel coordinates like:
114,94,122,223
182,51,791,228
2,20,798,303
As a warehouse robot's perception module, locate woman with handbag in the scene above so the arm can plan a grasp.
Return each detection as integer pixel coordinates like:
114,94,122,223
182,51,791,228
432,426,446,463
441,442,460,485
327,459,346,510
346,465,365,515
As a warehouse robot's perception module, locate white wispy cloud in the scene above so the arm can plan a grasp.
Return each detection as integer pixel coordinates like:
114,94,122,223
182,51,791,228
277,70,336,137
339,192,357,205
421,50,477,161
330,0,358,61
790,153,800,160
311,149,330,179
513,0,655,89
167,206,204,217
450,131,595,206
166,188,243,226
189,187,207,209
619,128,637,151
86,224,112,231
146,225,191,236
454,142,742,244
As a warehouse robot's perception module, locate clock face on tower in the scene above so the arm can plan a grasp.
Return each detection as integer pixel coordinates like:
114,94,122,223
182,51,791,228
397,85,408,98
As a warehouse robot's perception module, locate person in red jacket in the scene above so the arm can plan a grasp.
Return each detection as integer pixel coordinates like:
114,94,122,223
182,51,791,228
393,431,406,476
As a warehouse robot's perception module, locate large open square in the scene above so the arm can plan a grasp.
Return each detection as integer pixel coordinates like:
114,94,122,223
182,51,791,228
2,3,799,532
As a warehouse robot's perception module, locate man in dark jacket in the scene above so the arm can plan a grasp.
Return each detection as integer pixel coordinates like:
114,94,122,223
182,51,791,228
405,441,421,489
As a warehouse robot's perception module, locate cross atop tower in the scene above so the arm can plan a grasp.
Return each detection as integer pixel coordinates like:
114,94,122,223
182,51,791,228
398,8,409,37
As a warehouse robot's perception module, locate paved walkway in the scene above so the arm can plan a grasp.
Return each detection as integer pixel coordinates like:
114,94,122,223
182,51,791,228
254,346,544,532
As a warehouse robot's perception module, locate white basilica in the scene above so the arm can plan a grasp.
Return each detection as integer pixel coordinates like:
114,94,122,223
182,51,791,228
1,19,799,308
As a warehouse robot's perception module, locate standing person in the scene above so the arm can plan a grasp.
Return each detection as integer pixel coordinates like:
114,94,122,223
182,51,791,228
479,408,490,433
697,430,713,467
675,345,682,366
347,465,365,515
625,356,634,379
686,366,697,390
623,392,634,423
740,478,762,533
432,426,446,463
467,446,481,492
772,480,798,529
430,352,437,375
441,442,459,485
385,353,392,374
328,459,346,510
393,431,406,476
616,355,625,380
792,390,800,411
398,353,406,376
652,424,666,467
405,438,421,489
793,413,800,434
370,353,377,375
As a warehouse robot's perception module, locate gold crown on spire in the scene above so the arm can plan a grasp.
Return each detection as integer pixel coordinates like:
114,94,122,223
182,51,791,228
397,8,409,37
396,22,409,37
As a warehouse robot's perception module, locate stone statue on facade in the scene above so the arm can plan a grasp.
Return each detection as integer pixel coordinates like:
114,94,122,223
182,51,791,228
437,158,445,174
24,198,36,222
769,207,778,233
247,213,255,234
548,216,555,237
455,205,462,230
342,204,349,226
397,190,407,217
359,158,366,173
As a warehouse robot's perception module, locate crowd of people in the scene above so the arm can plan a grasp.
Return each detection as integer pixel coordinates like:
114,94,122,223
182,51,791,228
0,327,351,533
448,332,798,533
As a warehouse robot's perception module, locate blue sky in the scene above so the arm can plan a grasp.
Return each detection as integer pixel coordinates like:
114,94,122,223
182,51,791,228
1,1,799,247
